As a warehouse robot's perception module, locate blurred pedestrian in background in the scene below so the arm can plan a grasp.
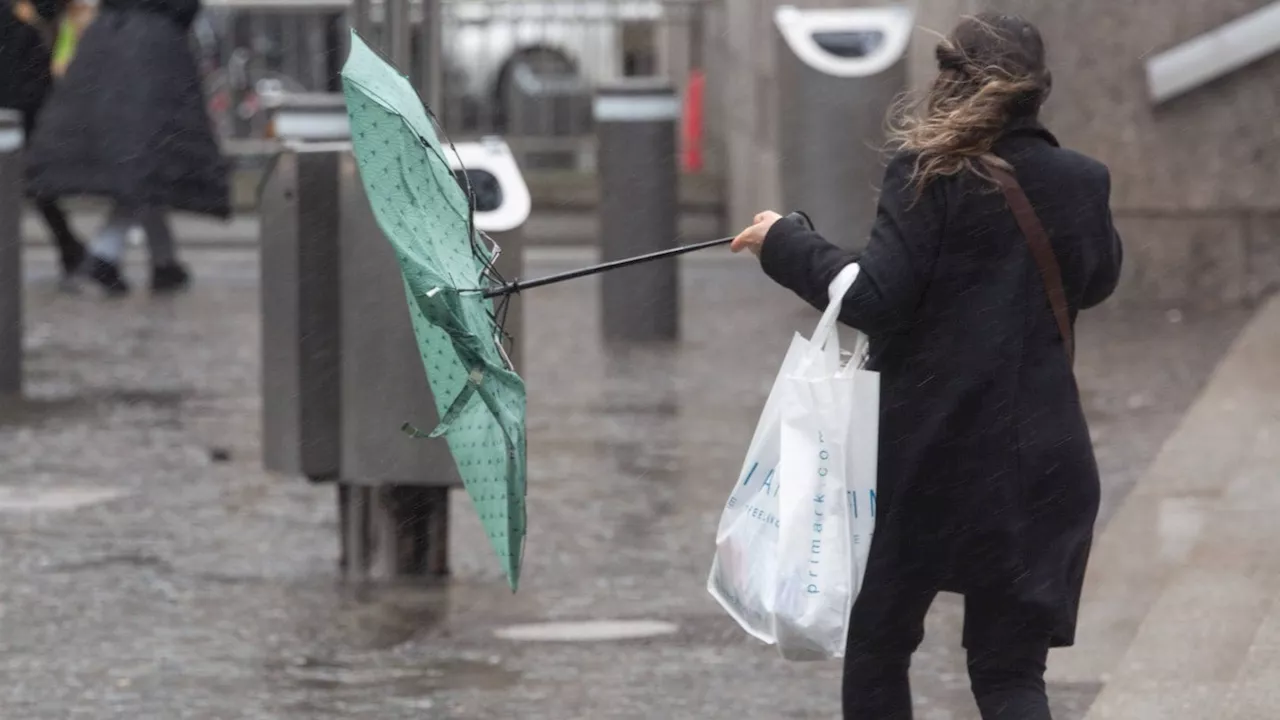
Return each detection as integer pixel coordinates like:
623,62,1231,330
24,0,229,296
48,0,92,77
733,13,1122,720
0,0,87,286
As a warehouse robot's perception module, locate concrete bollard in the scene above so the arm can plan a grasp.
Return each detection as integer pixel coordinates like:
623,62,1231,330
774,6,913,250
594,81,680,342
0,109,24,396
258,111,532,582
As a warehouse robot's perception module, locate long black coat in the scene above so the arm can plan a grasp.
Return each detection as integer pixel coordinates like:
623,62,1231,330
0,0,62,116
759,119,1122,647
23,0,229,217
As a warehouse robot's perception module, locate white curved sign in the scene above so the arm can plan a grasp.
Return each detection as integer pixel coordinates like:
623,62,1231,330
448,137,532,234
272,111,352,142
774,5,915,79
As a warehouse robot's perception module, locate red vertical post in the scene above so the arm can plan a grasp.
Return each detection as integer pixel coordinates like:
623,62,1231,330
681,69,705,174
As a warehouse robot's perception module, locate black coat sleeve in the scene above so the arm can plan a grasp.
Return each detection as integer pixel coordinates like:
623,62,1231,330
31,0,66,23
104,0,200,27
1081,169,1123,309
167,0,200,28
759,153,947,337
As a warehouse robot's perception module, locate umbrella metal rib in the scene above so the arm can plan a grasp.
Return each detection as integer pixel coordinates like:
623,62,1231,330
481,236,731,299
481,211,815,299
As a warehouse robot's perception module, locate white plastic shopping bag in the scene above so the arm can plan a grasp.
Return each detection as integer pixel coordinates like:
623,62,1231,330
707,264,880,660
705,331,806,644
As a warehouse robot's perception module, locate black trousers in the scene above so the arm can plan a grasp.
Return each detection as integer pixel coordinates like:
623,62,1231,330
21,110,84,272
842,588,1053,720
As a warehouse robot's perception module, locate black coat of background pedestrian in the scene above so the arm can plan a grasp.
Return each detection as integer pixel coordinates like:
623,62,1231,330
23,0,229,218
0,0,86,276
0,0,60,114
736,13,1124,720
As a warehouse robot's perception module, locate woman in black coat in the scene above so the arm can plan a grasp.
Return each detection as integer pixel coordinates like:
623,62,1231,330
0,0,87,280
732,14,1122,720
24,0,229,295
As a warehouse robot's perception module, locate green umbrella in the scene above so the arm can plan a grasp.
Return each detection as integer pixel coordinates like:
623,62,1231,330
341,32,527,590
340,31,818,591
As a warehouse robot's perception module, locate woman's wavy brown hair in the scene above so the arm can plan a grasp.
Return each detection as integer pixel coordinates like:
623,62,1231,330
888,13,1052,192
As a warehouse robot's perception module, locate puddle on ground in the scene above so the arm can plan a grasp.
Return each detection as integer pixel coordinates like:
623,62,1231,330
271,655,520,695
0,396,92,428
0,485,130,512
493,619,679,643
0,388,191,428
97,388,189,408
261,584,462,653
38,552,168,573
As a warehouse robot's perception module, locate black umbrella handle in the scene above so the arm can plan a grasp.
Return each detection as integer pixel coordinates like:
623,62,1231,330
483,211,816,299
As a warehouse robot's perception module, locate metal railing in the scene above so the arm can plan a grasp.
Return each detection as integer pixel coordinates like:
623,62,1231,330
198,0,707,169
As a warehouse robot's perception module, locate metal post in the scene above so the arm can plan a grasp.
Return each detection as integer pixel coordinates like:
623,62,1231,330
386,485,449,576
489,228,523,371
349,0,372,40
0,110,23,397
340,484,448,580
774,7,912,250
323,12,344,93
259,144,344,482
594,81,681,342
337,148,461,582
338,483,373,575
387,0,412,70
420,0,445,114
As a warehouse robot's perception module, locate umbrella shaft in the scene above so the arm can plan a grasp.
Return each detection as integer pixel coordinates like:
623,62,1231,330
483,236,733,299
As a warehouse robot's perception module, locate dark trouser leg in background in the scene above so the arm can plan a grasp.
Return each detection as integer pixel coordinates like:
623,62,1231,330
21,111,85,276
140,207,190,292
84,203,134,295
33,197,85,275
139,206,178,268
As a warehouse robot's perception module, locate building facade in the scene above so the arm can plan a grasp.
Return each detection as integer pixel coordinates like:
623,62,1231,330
706,0,1280,307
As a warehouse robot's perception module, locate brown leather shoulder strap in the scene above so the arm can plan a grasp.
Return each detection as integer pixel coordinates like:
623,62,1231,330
980,157,1075,364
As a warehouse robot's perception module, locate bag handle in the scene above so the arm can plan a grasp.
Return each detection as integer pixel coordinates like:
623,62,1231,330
811,264,861,351
980,158,1075,364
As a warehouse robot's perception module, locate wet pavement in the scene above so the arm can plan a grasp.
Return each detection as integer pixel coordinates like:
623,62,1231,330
0,246,1252,719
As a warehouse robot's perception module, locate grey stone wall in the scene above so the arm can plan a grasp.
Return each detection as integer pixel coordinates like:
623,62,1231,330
708,0,1280,307
705,0,877,232
989,0,1280,307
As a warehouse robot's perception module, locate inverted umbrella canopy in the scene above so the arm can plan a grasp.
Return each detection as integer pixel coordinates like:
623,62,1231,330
341,32,527,590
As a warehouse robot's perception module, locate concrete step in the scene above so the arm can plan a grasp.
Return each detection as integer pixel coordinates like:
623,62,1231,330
1051,295,1280,718
1220,592,1280,718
